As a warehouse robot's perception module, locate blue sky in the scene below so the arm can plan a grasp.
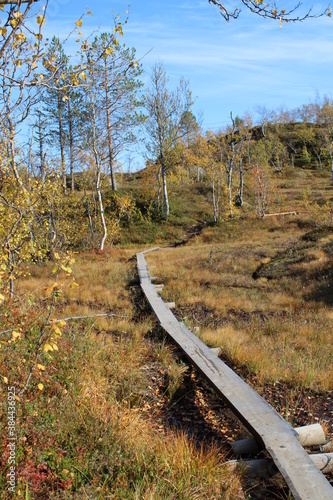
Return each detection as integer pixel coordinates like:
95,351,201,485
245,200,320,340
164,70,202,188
31,0,333,168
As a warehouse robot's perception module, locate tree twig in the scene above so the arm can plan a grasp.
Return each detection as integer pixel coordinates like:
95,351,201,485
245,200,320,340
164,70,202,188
54,312,130,323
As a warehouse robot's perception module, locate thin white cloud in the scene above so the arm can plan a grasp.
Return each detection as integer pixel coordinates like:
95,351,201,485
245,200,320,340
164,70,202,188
22,0,333,132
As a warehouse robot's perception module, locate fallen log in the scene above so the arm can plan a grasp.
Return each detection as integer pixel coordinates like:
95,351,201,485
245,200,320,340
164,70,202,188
311,453,333,474
264,211,297,217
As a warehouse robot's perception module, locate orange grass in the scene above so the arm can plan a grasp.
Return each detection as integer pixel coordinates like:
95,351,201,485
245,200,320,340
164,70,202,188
146,216,333,391
1,249,243,499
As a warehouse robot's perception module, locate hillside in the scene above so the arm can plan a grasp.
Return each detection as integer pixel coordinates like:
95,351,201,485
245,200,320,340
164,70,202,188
1,157,332,498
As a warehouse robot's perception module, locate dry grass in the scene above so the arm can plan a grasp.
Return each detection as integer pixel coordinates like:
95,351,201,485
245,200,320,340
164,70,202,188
1,248,244,499
2,167,332,497
146,211,333,391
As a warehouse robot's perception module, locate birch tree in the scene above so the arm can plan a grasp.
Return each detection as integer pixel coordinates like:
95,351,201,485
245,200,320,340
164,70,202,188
234,117,253,206
34,108,48,183
81,51,108,251
144,62,193,220
205,131,226,223
317,98,333,180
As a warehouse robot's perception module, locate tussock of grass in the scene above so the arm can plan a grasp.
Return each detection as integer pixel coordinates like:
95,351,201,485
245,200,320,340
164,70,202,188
1,251,242,499
1,325,241,499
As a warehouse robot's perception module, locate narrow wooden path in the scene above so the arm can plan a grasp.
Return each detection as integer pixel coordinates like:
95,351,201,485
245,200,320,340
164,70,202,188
137,250,333,500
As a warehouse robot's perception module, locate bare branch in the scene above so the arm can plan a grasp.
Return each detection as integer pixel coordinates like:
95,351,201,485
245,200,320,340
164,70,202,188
0,1,39,4
53,313,130,323
209,0,331,22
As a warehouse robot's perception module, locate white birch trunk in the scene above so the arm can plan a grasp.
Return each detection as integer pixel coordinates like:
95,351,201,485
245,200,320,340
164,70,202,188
162,165,169,220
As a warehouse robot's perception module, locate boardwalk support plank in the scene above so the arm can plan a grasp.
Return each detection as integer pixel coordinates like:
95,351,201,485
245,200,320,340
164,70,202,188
137,251,333,500
227,453,333,477
231,423,326,456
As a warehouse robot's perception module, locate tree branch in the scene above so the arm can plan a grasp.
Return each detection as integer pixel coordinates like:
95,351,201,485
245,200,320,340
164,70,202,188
0,1,39,4
209,0,331,22
53,312,130,323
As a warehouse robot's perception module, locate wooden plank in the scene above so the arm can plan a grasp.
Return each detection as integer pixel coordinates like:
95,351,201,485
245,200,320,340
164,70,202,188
142,246,160,255
310,453,333,474
137,251,333,500
210,347,222,356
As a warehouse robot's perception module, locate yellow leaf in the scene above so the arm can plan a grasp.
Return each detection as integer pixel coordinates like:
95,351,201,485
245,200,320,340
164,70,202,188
75,19,83,27
0,293,4,304
52,343,59,351
10,19,17,28
54,253,60,260
58,320,67,327
36,15,45,26
52,325,62,335
3,377,8,384
46,282,58,292
37,364,45,371
44,344,53,352
38,383,44,391
0,27,7,37
62,95,69,102
12,331,21,339
0,5,4,12
32,61,37,69
114,24,123,36
87,11,93,16
61,265,72,273
80,71,86,82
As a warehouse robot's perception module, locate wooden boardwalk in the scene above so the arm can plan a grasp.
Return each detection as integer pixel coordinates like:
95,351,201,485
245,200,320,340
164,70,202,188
137,250,333,500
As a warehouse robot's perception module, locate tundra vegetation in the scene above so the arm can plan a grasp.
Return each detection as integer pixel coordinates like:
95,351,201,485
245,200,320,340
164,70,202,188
0,0,333,498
